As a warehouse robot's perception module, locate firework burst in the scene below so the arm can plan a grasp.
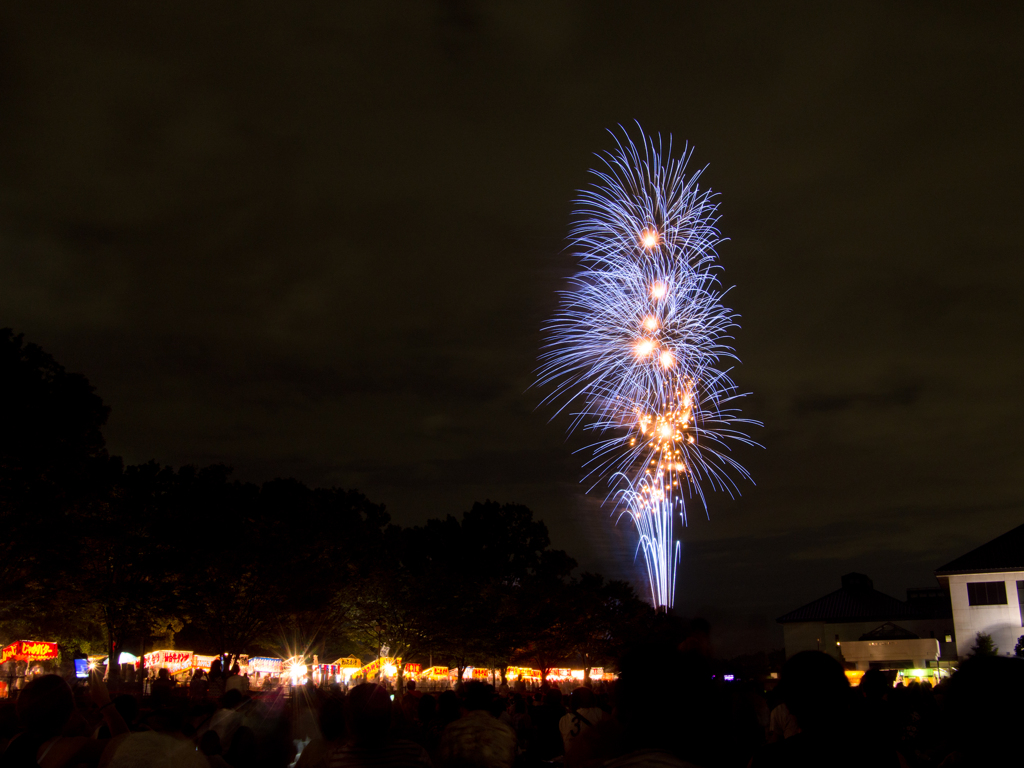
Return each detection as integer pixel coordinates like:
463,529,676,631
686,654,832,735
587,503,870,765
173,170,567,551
537,126,758,609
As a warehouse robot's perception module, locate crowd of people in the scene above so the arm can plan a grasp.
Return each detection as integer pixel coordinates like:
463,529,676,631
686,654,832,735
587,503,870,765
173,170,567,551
0,646,1020,768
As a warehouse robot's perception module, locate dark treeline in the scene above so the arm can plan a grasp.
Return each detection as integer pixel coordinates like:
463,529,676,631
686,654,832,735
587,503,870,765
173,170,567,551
0,329,655,680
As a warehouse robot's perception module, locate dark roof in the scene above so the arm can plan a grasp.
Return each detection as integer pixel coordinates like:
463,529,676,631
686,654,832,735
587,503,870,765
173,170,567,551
859,622,919,640
777,573,911,624
935,522,1024,575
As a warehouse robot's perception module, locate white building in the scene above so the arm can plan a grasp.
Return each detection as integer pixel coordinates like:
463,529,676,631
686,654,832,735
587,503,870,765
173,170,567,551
777,572,956,667
935,522,1024,659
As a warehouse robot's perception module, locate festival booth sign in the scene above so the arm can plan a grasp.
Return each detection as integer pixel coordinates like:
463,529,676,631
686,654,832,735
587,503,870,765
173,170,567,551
470,667,492,680
137,650,194,675
312,664,341,685
359,656,401,679
421,666,449,680
506,666,542,681
404,663,421,677
248,657,284,676
0,641,59,664
328,657,362,681
192,655,218,673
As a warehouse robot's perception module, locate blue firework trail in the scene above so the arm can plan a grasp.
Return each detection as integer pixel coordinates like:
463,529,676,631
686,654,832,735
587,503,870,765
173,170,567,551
537,126,758,609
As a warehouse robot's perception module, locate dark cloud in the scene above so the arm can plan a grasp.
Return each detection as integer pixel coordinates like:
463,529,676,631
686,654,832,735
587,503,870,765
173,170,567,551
1,1,1022,654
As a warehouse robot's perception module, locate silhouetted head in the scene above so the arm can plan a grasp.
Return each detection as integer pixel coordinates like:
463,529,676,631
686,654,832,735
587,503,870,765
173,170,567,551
569,687,594,712
418,693,436,724
945,656,1024,761
464,682,494,712
347,683,392,744
859,669,889,700
224,725,258,765
406,680,417,692
437,690,461,726
320,698,346,741
199,730,222,756
16,675,74,739
543,687,562,708
113,694,139,725
615,642,714,761
219,689,243,710
781,651,850,732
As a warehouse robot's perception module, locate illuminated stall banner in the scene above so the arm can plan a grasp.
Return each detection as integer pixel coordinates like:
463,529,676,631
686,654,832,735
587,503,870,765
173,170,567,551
332,657,363,671
248,657,283,676
192,655,218,672
1,641,59,664
471,668,491,679
506,666,542,680
139,650,194,674
421,666,449,679
359,656,401,678
404,663,421,676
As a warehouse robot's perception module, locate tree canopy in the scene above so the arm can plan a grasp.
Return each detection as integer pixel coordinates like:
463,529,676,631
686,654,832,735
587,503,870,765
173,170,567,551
0,328,657,673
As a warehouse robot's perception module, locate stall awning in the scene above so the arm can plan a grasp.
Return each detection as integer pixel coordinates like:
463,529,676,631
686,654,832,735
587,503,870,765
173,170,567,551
1,641,59,664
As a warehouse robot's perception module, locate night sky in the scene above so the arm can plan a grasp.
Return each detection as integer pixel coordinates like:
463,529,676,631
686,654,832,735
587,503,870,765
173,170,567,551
2,3,1022,655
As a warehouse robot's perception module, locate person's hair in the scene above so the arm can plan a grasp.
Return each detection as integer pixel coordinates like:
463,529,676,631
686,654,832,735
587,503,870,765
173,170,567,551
859,669,889,699
436,690,461,727
219,689,243,710
406,680,416,691
781,651,850,732
945,655,1024,761
569,687,594,712
16,675,74,739
615,643,714,762
417,693,436,725
224,725,257,765
511,694,527,715
463,682,494,712
199,730,222,756
0,676,76,768
346,683,392,744
113,694,139,724
543,687,562,708
319,697,345,741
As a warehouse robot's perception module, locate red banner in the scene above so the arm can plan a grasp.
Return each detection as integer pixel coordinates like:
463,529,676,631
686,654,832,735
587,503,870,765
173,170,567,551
0,641,59,663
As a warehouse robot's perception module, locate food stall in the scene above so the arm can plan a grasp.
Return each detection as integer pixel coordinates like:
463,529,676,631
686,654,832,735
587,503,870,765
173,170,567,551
357,656,401,683
896,667,950,686
420,666,449,688
137,650,195,678
312,664,341,686
1,641,59,697
506,666,542,685
330,657,363,684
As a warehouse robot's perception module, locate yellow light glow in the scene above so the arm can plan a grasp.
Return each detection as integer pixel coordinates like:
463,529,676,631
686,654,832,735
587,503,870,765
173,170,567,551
659,424,673,439
643,316,659,331
635,339,655,357
640,229,659,248
651,282,667,299
660,351,675,368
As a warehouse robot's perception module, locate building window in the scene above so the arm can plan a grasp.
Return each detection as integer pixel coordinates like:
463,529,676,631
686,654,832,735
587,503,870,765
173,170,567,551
945,635,952,643
1018,581,1024,626
967,581,1007,606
